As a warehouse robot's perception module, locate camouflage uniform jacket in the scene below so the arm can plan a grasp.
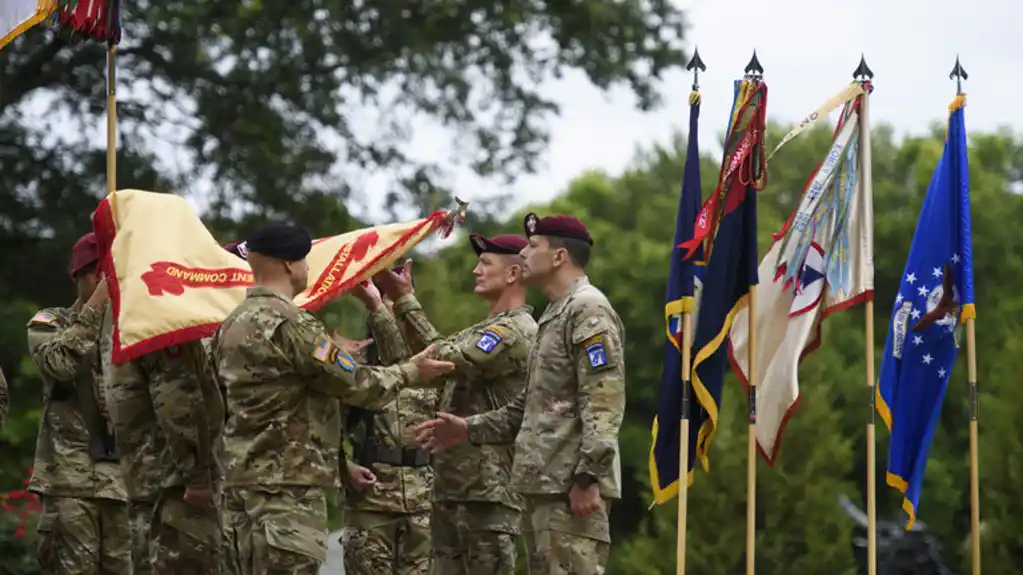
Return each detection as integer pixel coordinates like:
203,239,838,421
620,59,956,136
344,306,437,515
467,276,626,499
213,286,421,489
394,293,536,509
27,303,127,501
102,306,224,501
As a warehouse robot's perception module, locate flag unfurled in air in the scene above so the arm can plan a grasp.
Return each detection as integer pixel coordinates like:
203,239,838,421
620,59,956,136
730,86,874,465
649,90,706,504
92,190,460,364
685,79,765,472
878,95,975,529
0,0,57,51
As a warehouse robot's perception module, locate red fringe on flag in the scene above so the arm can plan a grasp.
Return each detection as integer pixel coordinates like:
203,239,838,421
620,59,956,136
52,0,121,45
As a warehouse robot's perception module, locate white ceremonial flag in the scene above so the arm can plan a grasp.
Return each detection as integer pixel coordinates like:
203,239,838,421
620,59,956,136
1,0,55,51
729,90,874,465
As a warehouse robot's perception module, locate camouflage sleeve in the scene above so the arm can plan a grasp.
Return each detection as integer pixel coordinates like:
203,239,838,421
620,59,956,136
142,342,214,489
0,368,7,431
466,388,525,445
281,315,415,410
366,307,411,365
27,305,104,384
568,305,626,485
391,294,443,354
435,319,524,380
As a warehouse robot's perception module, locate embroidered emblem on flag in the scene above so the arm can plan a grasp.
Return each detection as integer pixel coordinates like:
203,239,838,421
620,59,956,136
476,329,503,353
312,335,333,363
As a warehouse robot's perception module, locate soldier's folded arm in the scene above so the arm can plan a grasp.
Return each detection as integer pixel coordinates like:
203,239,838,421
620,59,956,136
143,342,214,490
366,306,411,365
570,306,626,485
284,318,416,411
466,388,526,445
391,293,445,354
26,304,105,384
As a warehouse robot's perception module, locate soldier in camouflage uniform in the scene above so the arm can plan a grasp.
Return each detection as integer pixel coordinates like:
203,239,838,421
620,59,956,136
375,234,536,574
416,214,626,575
212,222,455,575
26,232,132,574
342,268,438,575
102,280,225,571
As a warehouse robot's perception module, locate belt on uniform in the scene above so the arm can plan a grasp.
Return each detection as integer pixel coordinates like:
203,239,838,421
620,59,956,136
373,445,431,467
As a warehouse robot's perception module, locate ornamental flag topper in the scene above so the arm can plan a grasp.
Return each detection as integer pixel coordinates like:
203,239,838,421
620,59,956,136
92,189,469,364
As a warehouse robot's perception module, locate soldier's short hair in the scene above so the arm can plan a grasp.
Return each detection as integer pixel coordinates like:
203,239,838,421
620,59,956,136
547,236,591,270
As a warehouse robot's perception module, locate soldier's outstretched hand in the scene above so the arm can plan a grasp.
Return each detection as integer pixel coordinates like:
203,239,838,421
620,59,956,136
413,412,468,453
409,344,455,381
350,280,383,311
372,262,413,301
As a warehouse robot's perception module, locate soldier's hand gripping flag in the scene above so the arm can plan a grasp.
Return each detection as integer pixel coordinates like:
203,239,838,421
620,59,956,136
878,95,975,529
730,84,873,465
92,189,464,364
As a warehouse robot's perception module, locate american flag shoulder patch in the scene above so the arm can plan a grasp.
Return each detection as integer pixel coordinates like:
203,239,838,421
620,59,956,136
312,335,334,363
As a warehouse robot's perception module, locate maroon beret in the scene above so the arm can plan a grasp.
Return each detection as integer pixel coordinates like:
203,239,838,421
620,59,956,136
68,232,100,279
223,241,249,260
470,233,528,256
523,212,593,246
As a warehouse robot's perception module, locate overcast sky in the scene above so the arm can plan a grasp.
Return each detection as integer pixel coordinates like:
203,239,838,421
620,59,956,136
353,0,1015,222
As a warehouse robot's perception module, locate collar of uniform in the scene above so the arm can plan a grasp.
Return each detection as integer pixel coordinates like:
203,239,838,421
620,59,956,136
538,275,589,323
489,303,534,321
245,285,294,303
70,298,84,314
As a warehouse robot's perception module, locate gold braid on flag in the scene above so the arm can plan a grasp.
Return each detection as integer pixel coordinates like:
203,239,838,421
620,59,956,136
92,189,467,364
0,0,58,50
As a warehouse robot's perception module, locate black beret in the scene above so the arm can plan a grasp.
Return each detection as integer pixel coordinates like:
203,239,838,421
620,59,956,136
470,233,528,256
523,212,593,245
245,223,312,261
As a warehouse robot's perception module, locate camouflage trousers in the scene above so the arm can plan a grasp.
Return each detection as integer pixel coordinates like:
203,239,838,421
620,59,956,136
342,508,432,574
522,495,610,575
36,495,132,575
432,501,519,575
150,486,222,574
223,486,328,575
128,500,156,574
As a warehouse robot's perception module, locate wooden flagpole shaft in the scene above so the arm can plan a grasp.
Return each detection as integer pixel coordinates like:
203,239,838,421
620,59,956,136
966,317,981,574
676,312,693,575
106,44,118,220
745,285,757,575
857,85,878,575
865,300,877,575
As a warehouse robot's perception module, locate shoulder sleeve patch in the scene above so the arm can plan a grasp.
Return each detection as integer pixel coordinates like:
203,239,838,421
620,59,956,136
28,311,57,327
312,334,334,363
475,329,504,354
332,348,357,372
584,335,609,370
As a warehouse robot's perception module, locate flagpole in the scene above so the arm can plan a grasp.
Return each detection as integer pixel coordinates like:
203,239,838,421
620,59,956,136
106,42,118,221
853,55,877,575
743,50,764,575
674,47,706,575
950,56,981,575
